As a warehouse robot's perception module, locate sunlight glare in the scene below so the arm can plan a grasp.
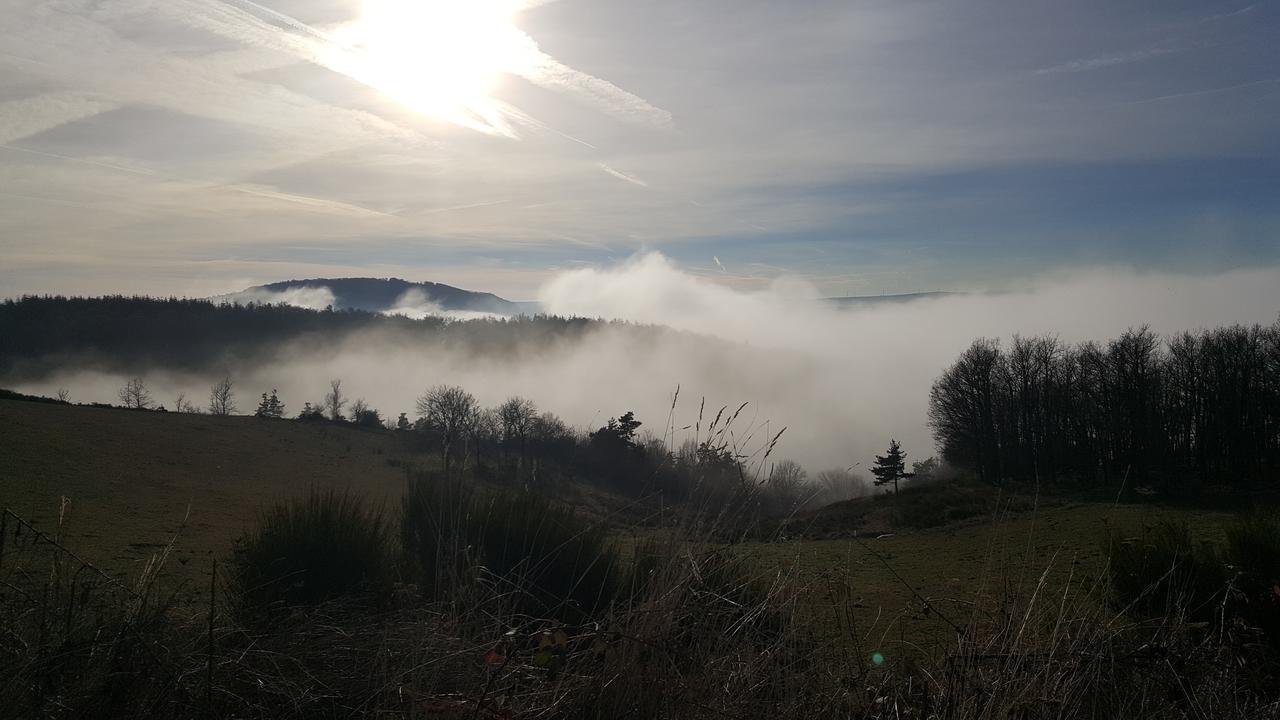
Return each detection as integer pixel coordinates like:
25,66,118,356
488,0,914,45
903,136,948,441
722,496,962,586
331,0,537,134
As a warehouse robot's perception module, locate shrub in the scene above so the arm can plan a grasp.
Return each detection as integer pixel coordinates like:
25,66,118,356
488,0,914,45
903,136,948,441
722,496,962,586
230,489,393,615
1226,512,1280,647
1104,520,1228,622
399,473,476,601
400,473,621,619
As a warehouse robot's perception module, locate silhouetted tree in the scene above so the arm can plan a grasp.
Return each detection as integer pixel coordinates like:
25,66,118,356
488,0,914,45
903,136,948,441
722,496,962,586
930,321,1280,491
174,392,199,414
498,396,537,465
118,377,153,409
350,398,383,428
765,459,808,513
298,401,325,422
324,379,346,422
470,407,500,467
254,389,285,419
911,457,940,483
209,375,236,415
396,412,411,432
584,411,646,491
416,385,479,472
871,439,909,494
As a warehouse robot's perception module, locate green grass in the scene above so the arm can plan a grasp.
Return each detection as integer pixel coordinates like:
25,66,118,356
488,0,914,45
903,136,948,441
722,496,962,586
0,397,1245,652
745,500,1235,651
0,398,434,595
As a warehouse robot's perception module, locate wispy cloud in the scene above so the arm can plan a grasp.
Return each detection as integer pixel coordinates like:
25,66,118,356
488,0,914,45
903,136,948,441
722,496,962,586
1036,46,1182,74
227,184,399,218
0,92,116,144
1128,77,1280,104
519,54,673,127
598,163,649,187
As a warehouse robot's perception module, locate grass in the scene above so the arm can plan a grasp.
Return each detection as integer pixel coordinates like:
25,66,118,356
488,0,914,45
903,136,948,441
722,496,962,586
748,500,1235,651
3,396,1276,717
230,488,393,615
0,398,433,595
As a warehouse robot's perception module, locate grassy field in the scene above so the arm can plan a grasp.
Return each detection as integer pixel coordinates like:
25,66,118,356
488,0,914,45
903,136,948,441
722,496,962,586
4,396,1269,717
0,398,435,594
0,397,1241,646
744,500,1235,653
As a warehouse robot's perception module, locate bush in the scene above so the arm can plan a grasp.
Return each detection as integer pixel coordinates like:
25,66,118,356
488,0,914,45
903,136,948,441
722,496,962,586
399,473,475,600
1104,521,1228,622
230,489,393,615
400,473,622,619
1226,512,1280,647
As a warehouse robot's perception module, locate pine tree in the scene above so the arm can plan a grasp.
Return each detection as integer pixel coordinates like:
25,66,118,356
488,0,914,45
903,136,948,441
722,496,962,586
871,439,910,494
267,389,285,418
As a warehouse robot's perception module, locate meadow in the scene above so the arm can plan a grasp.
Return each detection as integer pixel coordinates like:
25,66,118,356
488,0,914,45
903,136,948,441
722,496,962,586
0,398,430,593
0,397,1242,654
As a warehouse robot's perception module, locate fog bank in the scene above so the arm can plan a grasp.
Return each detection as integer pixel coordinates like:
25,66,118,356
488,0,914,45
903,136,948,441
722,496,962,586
16,254,1280,473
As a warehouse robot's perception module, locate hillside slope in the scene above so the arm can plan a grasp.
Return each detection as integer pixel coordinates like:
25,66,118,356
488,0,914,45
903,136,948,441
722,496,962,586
0,399,432,590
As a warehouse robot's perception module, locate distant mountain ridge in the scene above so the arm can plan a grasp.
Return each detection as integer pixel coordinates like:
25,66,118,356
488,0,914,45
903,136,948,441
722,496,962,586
822,291,955,307
219,277,521,315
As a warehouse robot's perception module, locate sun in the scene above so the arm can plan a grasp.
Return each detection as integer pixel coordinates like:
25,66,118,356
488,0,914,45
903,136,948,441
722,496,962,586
328,0,537,135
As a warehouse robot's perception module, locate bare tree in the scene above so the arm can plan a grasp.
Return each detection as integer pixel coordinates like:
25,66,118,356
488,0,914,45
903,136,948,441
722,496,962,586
118,377,153,409
209,375,236,415
175,392,200,414
55,388,70,403
813,469,869,505
350,397,368,421
498,396,537,464
416,385,479,472
765,458,808,514
471,407,500,468
324,379,346,421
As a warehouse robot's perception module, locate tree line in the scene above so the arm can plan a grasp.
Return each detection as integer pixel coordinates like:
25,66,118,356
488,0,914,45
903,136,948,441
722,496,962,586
928,321,1280,490
97,371,889,515
0,295,616,380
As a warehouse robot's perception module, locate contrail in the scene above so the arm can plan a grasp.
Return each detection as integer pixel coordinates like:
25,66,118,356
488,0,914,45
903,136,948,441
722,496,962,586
598,163,649,187
0,144,156,176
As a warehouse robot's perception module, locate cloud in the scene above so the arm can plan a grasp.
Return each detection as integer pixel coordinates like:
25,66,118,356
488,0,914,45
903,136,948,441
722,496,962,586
220,285,336,310
597,163,649,187
0,92,117,144
381,288,507,321
16,253,1280,475
1036,46,1182,74
530,252,1280,468
1,0,1277,296
519,53,673,127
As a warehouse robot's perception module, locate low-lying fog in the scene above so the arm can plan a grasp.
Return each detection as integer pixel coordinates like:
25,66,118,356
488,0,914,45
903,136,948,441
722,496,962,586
16,253,1280,474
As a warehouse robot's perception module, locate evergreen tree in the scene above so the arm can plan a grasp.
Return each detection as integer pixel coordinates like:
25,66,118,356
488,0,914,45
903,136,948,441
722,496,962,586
396,412,411,431
267,389,285,418
871,439,910,494
256,389,285,418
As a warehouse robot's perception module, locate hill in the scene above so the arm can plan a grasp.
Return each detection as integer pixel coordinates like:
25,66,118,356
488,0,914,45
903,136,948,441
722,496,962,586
218,277,521,316
0,397,434,591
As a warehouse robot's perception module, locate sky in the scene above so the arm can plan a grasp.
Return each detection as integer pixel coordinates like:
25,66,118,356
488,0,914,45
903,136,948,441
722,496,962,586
1,0,1277,301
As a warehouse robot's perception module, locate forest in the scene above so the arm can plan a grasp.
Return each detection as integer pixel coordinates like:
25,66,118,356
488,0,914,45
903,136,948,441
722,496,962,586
0,295,619,378
929,322,1280,491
